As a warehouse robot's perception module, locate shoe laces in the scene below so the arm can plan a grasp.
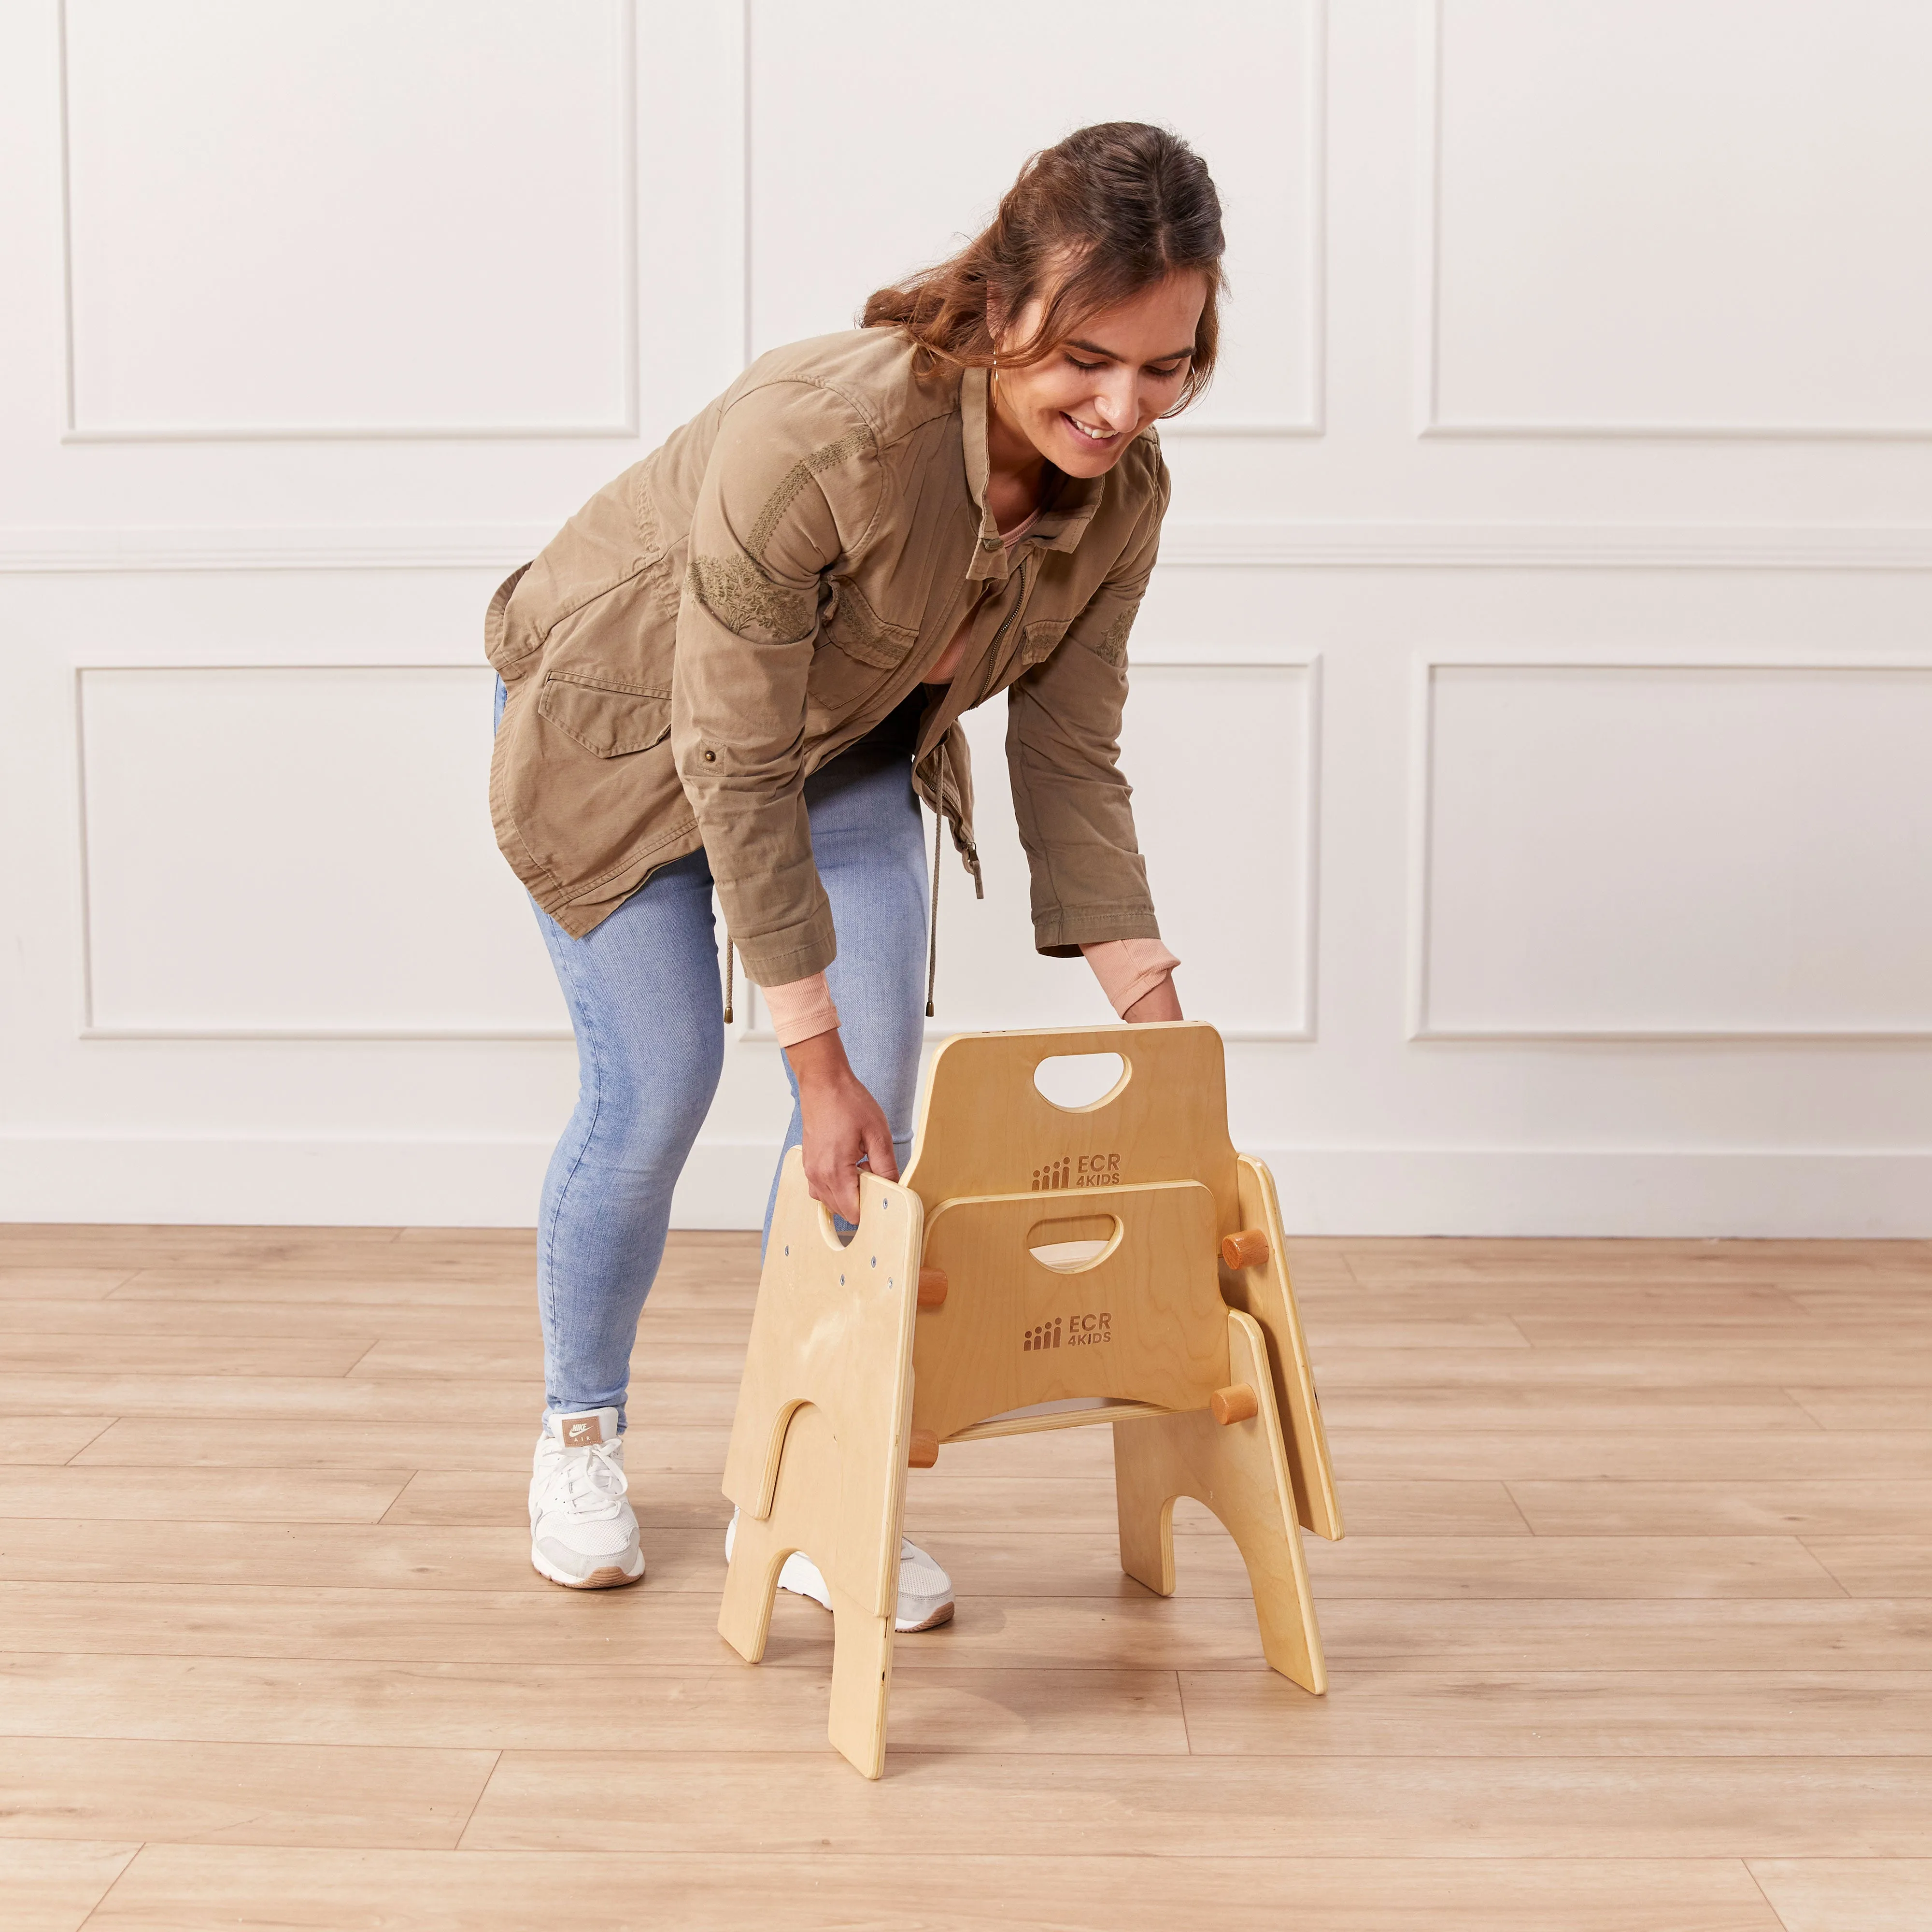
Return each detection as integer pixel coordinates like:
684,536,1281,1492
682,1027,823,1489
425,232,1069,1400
549,1435,628,1521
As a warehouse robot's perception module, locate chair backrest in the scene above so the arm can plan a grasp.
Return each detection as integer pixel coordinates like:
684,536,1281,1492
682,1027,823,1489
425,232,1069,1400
900,1021,1241,1234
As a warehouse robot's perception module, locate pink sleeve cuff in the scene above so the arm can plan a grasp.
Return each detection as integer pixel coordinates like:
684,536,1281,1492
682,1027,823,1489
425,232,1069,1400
763,971,840,1048
1080,938,1181,1019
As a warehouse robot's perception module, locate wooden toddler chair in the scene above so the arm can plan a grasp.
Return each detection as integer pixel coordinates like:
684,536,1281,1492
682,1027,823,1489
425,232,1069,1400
718,1020,1342,1778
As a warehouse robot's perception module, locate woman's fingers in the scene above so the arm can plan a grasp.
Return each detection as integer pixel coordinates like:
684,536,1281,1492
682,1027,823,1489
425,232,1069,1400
798,1070,897,1222
859,1102,900,1183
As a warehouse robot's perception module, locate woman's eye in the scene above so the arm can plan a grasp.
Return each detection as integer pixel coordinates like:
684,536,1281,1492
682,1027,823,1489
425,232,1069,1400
1065,356,1105,373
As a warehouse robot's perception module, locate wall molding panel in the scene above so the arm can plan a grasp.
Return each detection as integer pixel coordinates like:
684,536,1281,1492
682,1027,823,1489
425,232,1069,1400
59,0,641,441
1409,656,1932,1041
743,0,1328,438
1419,0,1932,439
74,663,571,1041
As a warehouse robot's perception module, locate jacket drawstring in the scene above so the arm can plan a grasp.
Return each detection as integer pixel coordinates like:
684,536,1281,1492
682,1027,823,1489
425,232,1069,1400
723,940,734,1024
925,743,946,1017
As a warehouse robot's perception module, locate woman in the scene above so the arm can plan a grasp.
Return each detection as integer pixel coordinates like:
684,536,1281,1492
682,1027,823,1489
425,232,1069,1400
488,121,1225,1627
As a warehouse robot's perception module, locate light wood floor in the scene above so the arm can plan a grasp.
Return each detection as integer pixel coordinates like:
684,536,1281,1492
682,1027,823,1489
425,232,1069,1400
3,1224,1930,1931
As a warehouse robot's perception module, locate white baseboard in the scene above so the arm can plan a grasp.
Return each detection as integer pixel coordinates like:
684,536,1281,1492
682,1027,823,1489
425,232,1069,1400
0,1136,774,1231
2,1135,1928,1238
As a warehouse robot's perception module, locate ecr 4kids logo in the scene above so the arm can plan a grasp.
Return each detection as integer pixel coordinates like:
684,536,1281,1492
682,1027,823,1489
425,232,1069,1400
1022,1312,1113,1351
1031,1151,1122,1190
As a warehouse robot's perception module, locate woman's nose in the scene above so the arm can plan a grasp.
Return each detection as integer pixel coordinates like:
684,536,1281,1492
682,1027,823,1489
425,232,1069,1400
1092,372,1136,430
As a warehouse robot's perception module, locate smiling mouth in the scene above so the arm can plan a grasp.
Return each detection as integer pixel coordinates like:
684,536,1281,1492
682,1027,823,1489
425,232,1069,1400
1061,412,1119,444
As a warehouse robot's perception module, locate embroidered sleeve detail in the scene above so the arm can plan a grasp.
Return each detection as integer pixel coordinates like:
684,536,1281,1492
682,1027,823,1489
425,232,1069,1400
1089,606,1135,668
747,426,873,562
686,555,814,644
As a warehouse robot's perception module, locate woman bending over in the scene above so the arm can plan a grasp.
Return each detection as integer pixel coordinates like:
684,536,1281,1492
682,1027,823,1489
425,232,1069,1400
489,120,1226,1627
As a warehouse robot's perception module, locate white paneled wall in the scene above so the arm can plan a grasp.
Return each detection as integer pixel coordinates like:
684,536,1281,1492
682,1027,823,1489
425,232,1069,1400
3,0,1930,1233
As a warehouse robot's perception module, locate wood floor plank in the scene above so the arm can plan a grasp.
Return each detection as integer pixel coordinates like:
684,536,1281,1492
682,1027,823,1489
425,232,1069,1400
1319,1598,1932,1671
0,1738,495,1848
1316,1386,1823,1432
1514,1317,1916,1346
0,1335,378,1376
347,1338,745,1381
0,1519,570,1591
379,1467,1531,1537
103,1847,1789,1931
79,1846,1786,1932
1509,1479,1932,1538
110,1270,536,1306
1804,1540,1932,1598
1295,1534,1845,1601
0,1468,411,1524
0,1297,540,1341
67,1416,732,1474
1301,1285,1816,1322
0,1417,115,1465
0,1269,135,1300
0,1653,1190,1756
0,1837,139,1932
1308,1346,1932,1391
0,1374,548,1422
1746,1859,1932,1932
464,1750,1932,1859
10,1584,1924,1676
1178,1667,1932,1757
1790,1389,1932,1431
1331,1431,1932,1481
1789,1286,1932,1317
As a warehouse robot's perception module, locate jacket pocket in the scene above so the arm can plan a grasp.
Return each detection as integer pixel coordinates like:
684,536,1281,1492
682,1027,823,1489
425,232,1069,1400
1018,615,1070,668
822,577,918,671
537,672,673,757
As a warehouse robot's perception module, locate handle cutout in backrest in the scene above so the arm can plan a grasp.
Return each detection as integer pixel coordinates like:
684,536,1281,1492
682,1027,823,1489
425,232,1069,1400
1032,1051,1128,1112
1027,1213,1122,1273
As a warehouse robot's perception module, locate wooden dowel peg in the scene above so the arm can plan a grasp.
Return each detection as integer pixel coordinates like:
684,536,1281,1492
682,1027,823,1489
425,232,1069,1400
917,1267,949,1309
1222,1228,1270,1270
908,1429,939,1468
1209,1383,1259,1427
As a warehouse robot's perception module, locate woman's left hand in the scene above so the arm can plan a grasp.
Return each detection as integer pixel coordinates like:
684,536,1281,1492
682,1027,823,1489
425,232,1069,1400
1122,977,1182,1023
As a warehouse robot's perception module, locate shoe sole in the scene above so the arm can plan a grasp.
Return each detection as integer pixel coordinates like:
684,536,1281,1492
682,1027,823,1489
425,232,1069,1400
896,1600,955,1633
776,1569,954,1633
530,1546,645,1591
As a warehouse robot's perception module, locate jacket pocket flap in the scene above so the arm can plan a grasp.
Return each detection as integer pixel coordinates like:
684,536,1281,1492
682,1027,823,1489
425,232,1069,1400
537,674,673,757
1019,615,1070,666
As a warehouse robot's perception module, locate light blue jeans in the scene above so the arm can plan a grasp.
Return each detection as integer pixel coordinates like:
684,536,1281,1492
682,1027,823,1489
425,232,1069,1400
496,680,929,1425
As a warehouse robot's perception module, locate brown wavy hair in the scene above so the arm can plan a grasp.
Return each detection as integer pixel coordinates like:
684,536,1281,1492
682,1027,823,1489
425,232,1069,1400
862,122,1226,416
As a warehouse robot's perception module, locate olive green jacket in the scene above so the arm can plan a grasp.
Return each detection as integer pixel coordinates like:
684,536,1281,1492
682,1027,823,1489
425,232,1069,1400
486,327,1169,984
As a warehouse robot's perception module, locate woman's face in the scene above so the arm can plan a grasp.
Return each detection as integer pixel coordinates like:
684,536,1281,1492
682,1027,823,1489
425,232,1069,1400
991,269,1207,477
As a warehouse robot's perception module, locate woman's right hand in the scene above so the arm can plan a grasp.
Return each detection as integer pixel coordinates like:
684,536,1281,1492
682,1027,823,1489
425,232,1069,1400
786,1030,899,1223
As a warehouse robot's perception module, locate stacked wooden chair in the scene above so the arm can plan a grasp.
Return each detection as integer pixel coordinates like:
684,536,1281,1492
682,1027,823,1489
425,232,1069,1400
718,1020,1342,1777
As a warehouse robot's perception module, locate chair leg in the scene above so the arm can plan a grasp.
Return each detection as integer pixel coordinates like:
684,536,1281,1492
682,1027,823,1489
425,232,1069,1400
825,1587,897,1780
1111,1310,1326,1694
717,1513,782,1665
1114,1430,1178,1597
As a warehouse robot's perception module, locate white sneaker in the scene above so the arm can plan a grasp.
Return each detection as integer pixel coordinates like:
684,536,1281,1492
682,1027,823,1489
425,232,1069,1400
724,1507,954,1632
529,1407,645,1589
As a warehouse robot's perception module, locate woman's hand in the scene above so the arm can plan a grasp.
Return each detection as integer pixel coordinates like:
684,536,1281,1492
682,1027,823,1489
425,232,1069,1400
1123,975,1183,1023
786,1030,899,1223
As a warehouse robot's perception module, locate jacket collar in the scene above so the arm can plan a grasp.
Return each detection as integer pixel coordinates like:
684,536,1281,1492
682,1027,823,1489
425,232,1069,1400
961,366,1106,580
